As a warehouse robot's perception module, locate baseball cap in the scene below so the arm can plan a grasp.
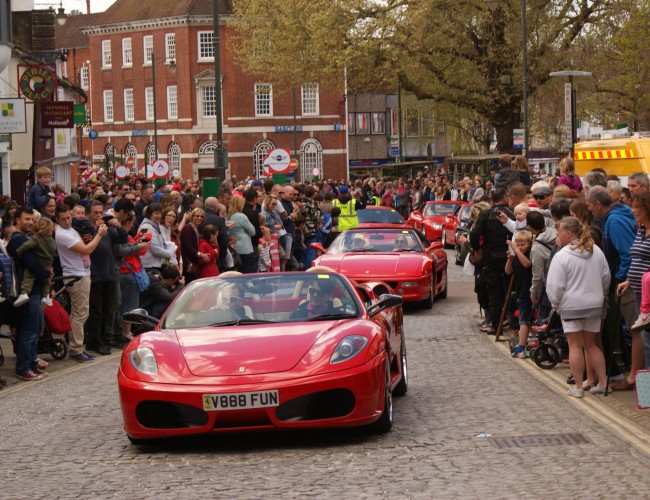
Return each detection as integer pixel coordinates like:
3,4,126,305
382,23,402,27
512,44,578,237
534,186,553,197
339,185,349,194
251,179,264,188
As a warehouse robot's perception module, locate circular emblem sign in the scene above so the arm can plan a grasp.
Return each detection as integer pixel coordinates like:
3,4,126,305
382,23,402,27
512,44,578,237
115,165,130,178
88,129,98,140
19,66,56,101
152,159,169,177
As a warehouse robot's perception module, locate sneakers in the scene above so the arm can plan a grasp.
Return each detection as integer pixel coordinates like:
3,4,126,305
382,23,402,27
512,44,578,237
609,373,625,383
16,371,42,381
70,352,95,363
82,351,96,360
13,293,29,307
631,312,650,332
512,344,526,359
33,367,49,377
567,388,585,398
589,385,608,395
41,296,53,307
0,294,6,304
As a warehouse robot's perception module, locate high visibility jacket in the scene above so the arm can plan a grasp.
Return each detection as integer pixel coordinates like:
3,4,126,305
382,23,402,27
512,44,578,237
370,195,381,206
333,199,358,231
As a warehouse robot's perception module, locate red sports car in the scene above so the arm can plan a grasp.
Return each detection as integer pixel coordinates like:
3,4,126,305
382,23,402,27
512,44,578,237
357,207,407,228
119,271,406,443
311,228,448,308
408,201,468,247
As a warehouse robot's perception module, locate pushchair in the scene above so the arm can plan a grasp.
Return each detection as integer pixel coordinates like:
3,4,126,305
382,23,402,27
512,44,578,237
509,310,567,370
0,277,79,366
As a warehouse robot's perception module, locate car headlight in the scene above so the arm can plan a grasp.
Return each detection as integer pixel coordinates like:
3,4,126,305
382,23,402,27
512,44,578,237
330,335,368,364
401,281,419,287
129,347,158,374
432,223,442,230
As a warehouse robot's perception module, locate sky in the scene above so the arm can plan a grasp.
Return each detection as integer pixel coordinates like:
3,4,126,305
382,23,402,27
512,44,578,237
62,0,117,14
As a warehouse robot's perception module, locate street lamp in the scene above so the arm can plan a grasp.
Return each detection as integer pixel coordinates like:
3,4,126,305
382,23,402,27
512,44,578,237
212,0,226,181
549,70,592,157
149,50,176,164
486,0,528,157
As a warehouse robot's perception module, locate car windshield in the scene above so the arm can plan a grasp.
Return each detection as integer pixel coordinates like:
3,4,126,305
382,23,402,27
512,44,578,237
161,273,362,329
423,203,461,217
327,229,424,254
357,208,404,224
458,205,472,222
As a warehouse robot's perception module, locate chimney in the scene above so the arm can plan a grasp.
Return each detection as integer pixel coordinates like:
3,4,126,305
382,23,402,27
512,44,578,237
87,0,90,14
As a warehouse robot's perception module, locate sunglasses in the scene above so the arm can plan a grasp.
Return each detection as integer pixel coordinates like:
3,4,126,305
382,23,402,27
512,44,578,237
194,215,205,219
533,195,547,200
225,296,242,303
309,287,326,296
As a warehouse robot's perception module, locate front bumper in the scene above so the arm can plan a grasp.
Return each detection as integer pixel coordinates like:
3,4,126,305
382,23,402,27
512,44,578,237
119,353,386,439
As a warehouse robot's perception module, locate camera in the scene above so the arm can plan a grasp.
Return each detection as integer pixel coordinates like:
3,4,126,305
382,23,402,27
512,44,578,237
102,215,114,224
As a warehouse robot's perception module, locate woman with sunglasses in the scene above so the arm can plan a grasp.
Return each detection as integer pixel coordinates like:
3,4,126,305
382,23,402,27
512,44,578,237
180,208,206,283
393,235,410,252
290,279,339,320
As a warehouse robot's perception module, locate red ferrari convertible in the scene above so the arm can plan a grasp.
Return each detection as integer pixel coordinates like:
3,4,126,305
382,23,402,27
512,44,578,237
120,271,406,443
311,228,448,308
357,207,407,228
407,201,468,247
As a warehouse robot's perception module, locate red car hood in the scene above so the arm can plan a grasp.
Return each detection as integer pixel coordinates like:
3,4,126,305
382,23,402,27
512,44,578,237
176,322,338,377
315,253,425,277
423,215,447,224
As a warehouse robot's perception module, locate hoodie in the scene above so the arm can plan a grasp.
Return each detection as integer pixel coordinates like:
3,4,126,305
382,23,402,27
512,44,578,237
546,242,611,320
601,203,637,283
529,226,557,299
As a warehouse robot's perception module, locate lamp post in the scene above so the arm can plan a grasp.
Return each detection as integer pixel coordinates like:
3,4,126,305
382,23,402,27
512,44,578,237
549,70,592,157
151,49,159,162
486,0,527,157
212,0,226,181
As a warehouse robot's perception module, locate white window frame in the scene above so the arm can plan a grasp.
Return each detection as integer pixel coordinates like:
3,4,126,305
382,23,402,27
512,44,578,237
125,143,138,174
200,85,217,118
165,33,176,63
101,40,111,68
80,66,89,90
145,87,154,121
122,37,132,67
168,142,181,172
254,83,273,117
103,90,114,122
300,139,323,181
124,88,134,122
198,31,214,61
253,140,275,179
371,112,386,135
143,35,153,65
167,86,178,119
301,83,319,116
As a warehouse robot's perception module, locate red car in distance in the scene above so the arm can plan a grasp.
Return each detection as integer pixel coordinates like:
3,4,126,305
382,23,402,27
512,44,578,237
119,270,407,443
311,228,448,308
407,201,469,247
357,207,408,228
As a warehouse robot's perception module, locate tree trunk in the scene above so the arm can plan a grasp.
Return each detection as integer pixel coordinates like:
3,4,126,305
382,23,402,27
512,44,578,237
494,114,520,154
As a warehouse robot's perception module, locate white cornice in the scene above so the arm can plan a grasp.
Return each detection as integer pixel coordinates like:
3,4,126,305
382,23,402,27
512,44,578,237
82,14,231,36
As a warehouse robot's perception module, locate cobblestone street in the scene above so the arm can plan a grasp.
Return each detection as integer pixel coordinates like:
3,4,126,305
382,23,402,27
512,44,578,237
2,254,650,498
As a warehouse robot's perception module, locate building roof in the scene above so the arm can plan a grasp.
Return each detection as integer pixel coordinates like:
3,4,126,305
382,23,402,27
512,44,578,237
55,12,103,49
98,0,232,24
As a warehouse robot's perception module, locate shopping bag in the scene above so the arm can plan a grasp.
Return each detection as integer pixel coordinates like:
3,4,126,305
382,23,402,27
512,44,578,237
635,370,650,409
463,253,475,276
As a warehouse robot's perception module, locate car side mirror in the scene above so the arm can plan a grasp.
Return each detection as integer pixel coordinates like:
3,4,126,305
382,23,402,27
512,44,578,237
367,294,403,316
411,210,422,217
310,242,326,255
123,308,159,331
427,242,444,252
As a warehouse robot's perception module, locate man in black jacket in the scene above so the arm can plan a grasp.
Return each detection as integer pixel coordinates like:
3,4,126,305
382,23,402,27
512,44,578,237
470,188,515,334
494,154,519,190
140,267,184,319
200,197,229,271
242,188,263,273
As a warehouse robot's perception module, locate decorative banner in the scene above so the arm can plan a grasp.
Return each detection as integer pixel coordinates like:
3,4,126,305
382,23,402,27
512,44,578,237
42,101,74,128
263,148,291,174
115,165,129,178
0,98,27,133
19,65,57,101
151,159,169,178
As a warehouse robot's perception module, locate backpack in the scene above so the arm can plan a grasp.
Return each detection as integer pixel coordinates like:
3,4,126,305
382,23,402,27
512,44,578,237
0,251,16,298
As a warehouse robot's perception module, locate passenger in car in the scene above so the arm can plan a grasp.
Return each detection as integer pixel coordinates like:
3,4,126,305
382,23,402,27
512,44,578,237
290,279,339,319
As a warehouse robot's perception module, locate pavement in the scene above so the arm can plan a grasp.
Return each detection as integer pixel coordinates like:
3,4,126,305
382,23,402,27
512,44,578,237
2,254,650,497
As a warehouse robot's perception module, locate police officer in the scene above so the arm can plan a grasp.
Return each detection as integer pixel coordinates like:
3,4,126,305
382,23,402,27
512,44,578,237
333,186,362,231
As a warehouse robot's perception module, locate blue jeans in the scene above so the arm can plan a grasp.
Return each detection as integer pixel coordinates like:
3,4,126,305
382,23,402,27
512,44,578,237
119,273,139,319
15,293,44,375
302,237,317,269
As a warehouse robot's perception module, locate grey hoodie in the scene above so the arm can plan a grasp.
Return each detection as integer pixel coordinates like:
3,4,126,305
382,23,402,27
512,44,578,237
529,226,557,299
546,243,611,320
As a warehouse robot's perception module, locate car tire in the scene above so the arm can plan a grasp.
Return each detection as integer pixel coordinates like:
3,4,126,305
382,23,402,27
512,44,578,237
370,355,393,433
393,334,408,397
438,272,448,299
442,231,451,249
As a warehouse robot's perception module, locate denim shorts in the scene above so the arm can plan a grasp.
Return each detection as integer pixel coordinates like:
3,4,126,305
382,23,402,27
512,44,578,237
517,298,534,325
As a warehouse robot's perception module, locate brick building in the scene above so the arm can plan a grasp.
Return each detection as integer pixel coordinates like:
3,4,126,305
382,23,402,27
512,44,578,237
58,0,348,182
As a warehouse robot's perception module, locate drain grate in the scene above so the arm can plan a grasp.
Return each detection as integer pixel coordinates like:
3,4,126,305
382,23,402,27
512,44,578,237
487,433,590,449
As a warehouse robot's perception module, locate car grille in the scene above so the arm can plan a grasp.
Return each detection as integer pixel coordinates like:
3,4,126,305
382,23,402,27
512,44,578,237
136,401,209,429
276,389,355,421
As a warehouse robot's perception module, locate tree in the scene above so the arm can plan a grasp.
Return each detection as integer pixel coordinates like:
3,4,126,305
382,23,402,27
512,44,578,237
230,0,615,152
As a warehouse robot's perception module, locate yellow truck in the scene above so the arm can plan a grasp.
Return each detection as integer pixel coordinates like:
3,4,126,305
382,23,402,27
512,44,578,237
574,134,650,185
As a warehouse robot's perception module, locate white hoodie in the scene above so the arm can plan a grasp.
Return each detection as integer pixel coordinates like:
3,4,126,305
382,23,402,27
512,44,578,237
546,242,611,320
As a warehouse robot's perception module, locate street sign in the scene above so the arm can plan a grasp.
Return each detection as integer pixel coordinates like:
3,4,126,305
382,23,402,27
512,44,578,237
115,165,129,178
263,148,291,174
513,129,524,150
289,158,299,170
172,168,180,177
78,160,88,172
88,129,98,140
390,136,399,157
312,168,320,176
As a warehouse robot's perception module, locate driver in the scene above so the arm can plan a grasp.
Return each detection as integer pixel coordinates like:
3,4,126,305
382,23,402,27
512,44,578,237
393,235,409,251
221,283,252,319
291,279,339,319
350,234,368,251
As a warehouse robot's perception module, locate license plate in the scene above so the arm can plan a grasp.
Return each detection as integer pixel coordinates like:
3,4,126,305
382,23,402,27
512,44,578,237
202,390,279,411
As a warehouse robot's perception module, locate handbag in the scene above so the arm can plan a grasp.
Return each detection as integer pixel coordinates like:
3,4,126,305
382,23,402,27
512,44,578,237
186,260,199,275
468,247,483,265
123,260,150,292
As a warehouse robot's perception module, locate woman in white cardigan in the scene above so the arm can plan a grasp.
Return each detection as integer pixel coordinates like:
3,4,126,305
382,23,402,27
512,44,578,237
139,203,177,271
546,217,611,398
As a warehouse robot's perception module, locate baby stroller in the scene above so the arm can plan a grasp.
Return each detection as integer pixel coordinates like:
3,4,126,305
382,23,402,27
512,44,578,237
0,277,79,365
509,311,567,370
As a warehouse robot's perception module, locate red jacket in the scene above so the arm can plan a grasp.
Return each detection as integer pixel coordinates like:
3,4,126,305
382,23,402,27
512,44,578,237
198,238,219,278
120,235,148,274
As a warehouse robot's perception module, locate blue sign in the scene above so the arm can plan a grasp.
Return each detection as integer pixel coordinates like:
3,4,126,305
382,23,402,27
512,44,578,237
88,129,98,140
334,122,341,132
390,147,399,156
131,130,148,137
274,125,303,133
